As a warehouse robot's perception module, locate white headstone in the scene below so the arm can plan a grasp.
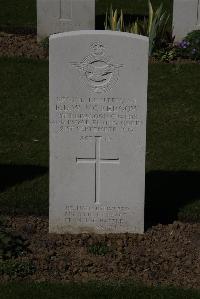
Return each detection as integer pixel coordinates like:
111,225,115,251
49,31,149,234
37,0,95,40
173,0,200,42
197,1,200,29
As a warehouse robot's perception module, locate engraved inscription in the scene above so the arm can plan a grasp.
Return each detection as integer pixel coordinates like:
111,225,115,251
71,42,123,93
76,136,119,204
65,205,130,230
53,96,142,134
59,0,72,20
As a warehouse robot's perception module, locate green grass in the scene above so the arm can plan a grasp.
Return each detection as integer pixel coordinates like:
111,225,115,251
0,0,36,31
146,63,200,226
0,57,48,215
0,282,200,299
147,63,200,171
0,0,172,31
0,58,200,225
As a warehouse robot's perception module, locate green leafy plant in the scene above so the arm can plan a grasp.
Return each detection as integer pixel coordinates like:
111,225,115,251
39,37,49,50
104,2,171,56
129,1,170,56
0,260,36,277
87,242,110,256
175,30,200,60
104,5,124,31
153,47,176,62
148,1,170,56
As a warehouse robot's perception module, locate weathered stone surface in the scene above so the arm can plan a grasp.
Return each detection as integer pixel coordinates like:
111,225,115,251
49,31,149,234
37,0,95,40
173,0,200,42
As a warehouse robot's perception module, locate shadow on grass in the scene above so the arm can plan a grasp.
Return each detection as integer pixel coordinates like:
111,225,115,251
145,171,200,229
0,164,48,192
0,166,200,225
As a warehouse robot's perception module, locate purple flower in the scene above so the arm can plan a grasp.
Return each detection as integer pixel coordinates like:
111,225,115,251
179,40,190,49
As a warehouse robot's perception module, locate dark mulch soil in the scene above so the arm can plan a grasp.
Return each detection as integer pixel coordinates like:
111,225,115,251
0,32,47,59
1,216,200,289
1,32,200,64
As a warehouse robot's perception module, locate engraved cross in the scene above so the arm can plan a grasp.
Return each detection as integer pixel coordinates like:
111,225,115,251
76,136,120,204
59,0,72,20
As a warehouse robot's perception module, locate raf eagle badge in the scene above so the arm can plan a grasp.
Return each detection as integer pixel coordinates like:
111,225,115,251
71,41,123,93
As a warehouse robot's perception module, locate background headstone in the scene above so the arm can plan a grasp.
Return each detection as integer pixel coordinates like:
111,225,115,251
37,0,95,40
49,31,149,234
173,0,200,42
197,1,200,29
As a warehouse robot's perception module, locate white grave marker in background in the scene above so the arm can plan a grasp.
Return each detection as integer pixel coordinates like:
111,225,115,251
49,31,149,234
37,0,95,40
59,0,72,20
173,0,200,42
197,1,200,28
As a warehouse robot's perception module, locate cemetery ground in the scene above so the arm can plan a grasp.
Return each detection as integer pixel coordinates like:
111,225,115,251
0,55,200,298
0,0,200,298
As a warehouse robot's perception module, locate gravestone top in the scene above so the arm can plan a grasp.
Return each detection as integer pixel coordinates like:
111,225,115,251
49,30,149,234
50,30,148,41
37,0,95,41
173,0,200,42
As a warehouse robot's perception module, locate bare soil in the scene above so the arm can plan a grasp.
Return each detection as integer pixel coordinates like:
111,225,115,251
0,32,48,59
1,216,200,289
0,32,199,64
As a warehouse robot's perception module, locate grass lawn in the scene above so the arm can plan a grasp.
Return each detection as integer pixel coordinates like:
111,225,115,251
0,0,36,31
0,57,49,216
0,0,173,31
0,57,200,225
0,282,200,299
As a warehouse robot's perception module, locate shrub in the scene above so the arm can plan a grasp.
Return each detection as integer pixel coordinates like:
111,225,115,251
87,242,110,256
104,1,171,56
130,1,171,56
153,46,177,62
175,30,200,61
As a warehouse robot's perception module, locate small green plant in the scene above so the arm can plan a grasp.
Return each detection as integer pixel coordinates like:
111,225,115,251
0,260,36,277
148,1,170,56
176,30,200,60
87,242,110,256
153,47,176,62
104,2,171,56
0,227,28,260
129,1,170,56
104,5,124,31
39,37,49,50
